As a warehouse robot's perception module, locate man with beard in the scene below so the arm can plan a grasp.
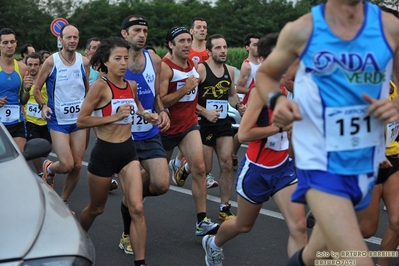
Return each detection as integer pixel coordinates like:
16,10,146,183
0,28,31,152
117,14,170,255
195,34,244,221
160,26,220,236
34,24,90,213
24,52,51,177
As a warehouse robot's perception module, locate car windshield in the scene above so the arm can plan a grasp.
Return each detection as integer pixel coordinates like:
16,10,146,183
0,125,19,162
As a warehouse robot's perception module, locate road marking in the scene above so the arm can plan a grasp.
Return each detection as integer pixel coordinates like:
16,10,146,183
50,151,384,247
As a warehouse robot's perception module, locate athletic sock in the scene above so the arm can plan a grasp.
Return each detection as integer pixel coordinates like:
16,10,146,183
47,164,53,174
134,259,146,266
174,157,181,168
185,163,190,173
142,180,155,197
286,247,305,266
210,237,222,249
197,212,206,223
121,202,131,235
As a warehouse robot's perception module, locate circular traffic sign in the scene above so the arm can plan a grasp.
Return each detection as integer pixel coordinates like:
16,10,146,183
50,18,68,37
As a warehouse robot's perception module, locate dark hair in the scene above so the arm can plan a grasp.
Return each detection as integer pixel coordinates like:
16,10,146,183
85,37,100,50
258,32,279,59
20,43,33,58
60,24,78,38
39,50,50,59
144,44,157,54
164,26,190,53
121,14,146,30
90,36,130,74
206,34,225,51
25,52,42,65
380,5,399,17
190,17,206,29
244,33,260,47
0,28,16,41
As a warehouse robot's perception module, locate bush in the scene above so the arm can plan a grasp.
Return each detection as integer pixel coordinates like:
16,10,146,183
154,46,247,69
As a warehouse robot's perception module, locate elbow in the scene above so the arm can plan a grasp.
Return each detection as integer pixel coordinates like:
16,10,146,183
76,119,86,129
237,131,247,143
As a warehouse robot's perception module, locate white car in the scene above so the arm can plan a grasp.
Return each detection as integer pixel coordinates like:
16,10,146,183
0,122,95,265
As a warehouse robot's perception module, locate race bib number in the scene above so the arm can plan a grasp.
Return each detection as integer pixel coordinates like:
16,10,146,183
386,120,399,147
26,102,42,119
112,99,134,125
325,105,381,151
58,100,83,124
0,105,20,123
265,131,289,151
206,99,228,119
177,81,197,102
131,106,152,133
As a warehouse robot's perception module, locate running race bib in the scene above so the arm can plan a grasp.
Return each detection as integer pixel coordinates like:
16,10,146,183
206,99,228,119
57,99,83,125
325,105,381,151
177,81,197,102
386,120,399,147
112,99,135,125
26,102,42,119
0,105,20,123
265,131,289,151
131,101,152,132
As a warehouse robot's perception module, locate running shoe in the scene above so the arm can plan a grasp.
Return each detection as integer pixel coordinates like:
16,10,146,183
219,203,235,221
196,217,220,236
109,178,118,191
42,159,55,188
119,232,133,255
206,173,219,189
232,156,238,172
202,235,224,266
169,159,178,182
306,210,316,228
173,158,189,187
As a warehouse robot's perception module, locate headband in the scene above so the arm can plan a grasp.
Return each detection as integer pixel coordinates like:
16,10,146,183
122,19,148,30
165,26,190,47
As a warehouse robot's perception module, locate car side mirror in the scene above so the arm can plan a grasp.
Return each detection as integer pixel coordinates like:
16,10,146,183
23,138,52,161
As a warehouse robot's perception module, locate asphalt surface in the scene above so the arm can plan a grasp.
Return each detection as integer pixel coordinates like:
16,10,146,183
39,131,399,266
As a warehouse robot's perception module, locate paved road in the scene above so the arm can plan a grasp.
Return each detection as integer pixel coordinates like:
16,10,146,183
42,131,399,266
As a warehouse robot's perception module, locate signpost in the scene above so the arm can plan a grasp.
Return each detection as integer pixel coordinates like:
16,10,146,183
50,18,68,51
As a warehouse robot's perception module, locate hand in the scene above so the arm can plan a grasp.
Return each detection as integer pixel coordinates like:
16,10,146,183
184,75,199,93
363,93,399,123
237,103,246,117
158,111,170,132
205,108,221,123
379,158,392,169
41,105,53,120
116,103,133,121
0,96,7,107
23,71,33,91
272,97,302,127
144,112,159,126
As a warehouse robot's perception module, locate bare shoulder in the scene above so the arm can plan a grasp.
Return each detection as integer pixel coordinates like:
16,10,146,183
279,13,313,55
149,51,161,65
239,61,251,73
17,60,28,73
82,55,90,66
226,64,235,75
381,11,399,47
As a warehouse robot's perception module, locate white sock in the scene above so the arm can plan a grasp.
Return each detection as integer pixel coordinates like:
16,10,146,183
174,158,181,168
185,163,190,173
47,164,53,174
211,237,222,249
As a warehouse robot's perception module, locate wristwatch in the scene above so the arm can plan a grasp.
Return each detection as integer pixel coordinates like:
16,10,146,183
38,103,46,111
159,108,170,116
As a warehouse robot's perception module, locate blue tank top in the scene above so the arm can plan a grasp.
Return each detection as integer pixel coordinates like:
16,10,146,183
293,2,392,175
0,59,24,125
124,49,159,140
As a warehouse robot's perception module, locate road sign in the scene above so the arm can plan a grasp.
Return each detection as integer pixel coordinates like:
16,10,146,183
50,18,68,37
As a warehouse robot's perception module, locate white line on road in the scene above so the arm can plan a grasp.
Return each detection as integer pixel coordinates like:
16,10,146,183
50,151,384,247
